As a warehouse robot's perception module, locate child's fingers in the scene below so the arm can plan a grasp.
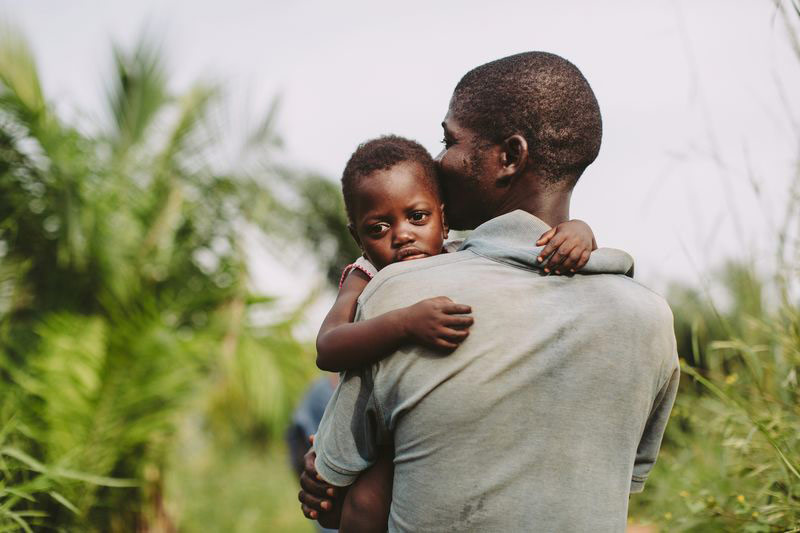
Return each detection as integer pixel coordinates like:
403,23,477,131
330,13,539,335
443,315,474,328
576,250,591,270
562,247,585,272
544,242,570,273
439,327,469,342
441,303,472,315
552,248,572,272
535,227,557,246
553,240,582,274
538,233,566,265
434,338,459,351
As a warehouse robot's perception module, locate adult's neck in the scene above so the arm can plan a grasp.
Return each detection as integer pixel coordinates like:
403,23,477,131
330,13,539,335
494,177,572,228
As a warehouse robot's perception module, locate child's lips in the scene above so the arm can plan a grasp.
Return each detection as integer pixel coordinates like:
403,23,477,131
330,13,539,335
396,248,428,261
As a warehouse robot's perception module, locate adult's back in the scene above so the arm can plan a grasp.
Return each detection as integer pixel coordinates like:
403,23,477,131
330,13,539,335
314,211,680,532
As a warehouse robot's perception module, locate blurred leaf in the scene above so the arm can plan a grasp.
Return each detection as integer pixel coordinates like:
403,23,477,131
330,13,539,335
0,24,45,125
0,24,335,532
106,38,168,160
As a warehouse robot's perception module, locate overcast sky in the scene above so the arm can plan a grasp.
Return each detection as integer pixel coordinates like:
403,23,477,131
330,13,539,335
3,0,799,315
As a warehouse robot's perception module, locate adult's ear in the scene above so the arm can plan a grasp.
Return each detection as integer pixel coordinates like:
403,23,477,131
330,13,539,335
347,224,363,251
497,134,529,187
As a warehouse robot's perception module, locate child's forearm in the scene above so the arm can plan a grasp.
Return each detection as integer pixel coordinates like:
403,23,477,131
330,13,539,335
316,309,410,372
316,269,472,371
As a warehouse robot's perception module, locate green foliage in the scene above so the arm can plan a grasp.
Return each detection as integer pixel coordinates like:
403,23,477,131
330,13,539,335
276,170,361,286
630,6,800,530
0,411,137,532
0,24,325,531
205,312,318,447
163,437,313,533
630,262,800,531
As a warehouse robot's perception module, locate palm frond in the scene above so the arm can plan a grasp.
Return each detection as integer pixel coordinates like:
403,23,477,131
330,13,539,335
106,38,169,161
0,22,340,531
245,94,283,149
0,24,46,128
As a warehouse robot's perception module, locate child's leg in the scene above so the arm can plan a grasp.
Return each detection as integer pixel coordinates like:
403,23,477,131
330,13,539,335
339,445,394,533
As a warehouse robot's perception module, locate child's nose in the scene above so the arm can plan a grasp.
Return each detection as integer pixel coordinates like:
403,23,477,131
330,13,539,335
393,226,415,246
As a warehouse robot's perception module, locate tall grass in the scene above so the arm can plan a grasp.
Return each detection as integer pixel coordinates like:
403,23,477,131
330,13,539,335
629,258,800,531
629,4,800,529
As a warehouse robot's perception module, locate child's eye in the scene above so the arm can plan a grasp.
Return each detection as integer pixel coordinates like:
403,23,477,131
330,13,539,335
367,223,389,236
409,212,429,223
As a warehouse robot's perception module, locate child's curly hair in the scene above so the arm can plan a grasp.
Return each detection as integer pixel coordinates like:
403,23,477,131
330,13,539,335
341,135,440,223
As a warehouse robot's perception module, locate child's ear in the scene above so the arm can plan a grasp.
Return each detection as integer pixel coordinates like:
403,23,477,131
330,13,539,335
439,204,449,239
347,223,363,250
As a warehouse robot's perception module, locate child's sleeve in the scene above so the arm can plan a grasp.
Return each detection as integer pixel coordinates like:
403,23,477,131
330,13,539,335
339,256,378,289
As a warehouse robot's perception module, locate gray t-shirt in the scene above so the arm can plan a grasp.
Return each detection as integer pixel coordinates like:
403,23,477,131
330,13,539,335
314,210,679,532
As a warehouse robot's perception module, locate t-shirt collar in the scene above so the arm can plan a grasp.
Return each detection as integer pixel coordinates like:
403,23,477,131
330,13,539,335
460,210,634,276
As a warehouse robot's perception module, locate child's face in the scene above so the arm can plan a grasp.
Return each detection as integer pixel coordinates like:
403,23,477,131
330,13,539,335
350,161,447,271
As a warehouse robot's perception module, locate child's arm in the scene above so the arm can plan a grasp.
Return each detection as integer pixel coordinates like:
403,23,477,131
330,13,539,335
316,269,473,372
536,219,597,275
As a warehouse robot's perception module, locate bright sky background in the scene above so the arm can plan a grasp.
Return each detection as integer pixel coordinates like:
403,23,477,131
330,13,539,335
3,0,800,322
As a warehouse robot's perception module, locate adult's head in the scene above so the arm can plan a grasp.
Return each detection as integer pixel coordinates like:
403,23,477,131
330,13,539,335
437,51,602,230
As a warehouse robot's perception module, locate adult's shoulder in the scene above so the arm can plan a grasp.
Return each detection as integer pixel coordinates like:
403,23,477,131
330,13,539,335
357,250,481,307
625,276,674,319
608,276,678,370
603,274,675,323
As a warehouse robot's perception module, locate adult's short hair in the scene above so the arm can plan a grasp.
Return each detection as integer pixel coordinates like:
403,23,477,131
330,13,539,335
341,135,439,222
450,51,602,186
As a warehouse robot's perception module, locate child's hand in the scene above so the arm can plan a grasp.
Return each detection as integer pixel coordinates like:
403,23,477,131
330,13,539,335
401,297,473,351
536,219,597,275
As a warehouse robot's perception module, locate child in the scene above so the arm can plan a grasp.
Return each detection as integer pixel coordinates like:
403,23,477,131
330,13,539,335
308,135,596,531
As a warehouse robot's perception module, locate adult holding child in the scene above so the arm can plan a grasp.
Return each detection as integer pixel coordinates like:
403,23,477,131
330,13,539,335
300,52,679,532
